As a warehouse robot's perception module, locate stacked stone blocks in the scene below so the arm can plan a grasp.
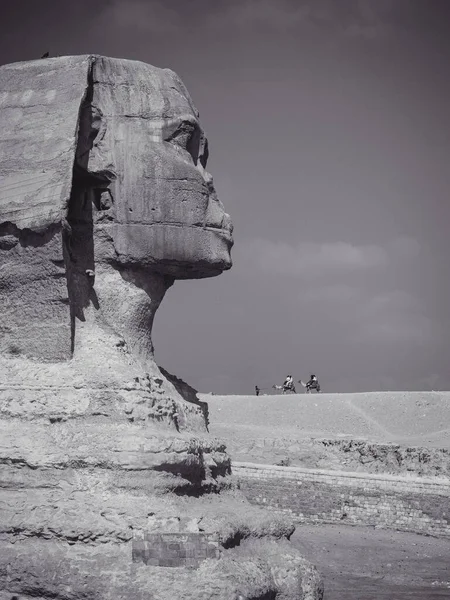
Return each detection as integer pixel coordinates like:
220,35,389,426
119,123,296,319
132,532,220,568
234,462,450,537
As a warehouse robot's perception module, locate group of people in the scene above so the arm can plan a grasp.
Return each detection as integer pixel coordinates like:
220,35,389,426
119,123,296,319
281,374,320,394
255,374,321,396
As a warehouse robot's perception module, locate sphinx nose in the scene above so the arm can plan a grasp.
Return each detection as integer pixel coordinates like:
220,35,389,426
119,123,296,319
205,198,234,233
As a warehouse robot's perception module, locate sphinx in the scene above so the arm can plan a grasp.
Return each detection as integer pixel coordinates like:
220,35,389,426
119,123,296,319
0,54,234,430
0,56,322,599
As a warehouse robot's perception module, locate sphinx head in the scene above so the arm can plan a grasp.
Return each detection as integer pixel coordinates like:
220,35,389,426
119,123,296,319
74,55,233,278
0,55,233,363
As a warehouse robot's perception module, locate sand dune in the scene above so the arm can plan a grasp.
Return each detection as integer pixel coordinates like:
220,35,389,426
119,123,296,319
203,392,450,448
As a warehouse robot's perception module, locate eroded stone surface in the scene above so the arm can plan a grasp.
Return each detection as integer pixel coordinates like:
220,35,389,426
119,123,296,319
0,55,322,599
0,56,91,230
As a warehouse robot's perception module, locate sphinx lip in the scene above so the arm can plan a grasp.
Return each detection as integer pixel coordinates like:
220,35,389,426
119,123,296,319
203,226,234,244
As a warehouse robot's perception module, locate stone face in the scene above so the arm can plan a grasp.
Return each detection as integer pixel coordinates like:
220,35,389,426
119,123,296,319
0,56,322,599
88,56,233,278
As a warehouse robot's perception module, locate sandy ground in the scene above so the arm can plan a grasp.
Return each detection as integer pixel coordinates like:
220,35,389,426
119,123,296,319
292,524,450,599
202,392,450,448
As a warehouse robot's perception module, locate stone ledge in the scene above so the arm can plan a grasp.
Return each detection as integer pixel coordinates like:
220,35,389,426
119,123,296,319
233,461,450,494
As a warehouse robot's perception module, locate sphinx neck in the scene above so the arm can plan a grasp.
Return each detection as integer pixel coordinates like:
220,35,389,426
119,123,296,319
69,263,174,371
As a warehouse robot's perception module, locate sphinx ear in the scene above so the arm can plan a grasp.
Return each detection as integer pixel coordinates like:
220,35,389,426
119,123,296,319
0,56,93,233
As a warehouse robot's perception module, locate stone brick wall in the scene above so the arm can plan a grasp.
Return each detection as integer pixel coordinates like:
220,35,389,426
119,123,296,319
234,462,450,537
132,532,220,568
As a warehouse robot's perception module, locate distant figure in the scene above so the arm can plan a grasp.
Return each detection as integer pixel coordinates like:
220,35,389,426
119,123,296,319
255,385,260,397
299,374,321,393
41,52,49,58
282,375,296,394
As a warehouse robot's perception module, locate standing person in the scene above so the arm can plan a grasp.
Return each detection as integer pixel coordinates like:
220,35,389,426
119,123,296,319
255,385,260,396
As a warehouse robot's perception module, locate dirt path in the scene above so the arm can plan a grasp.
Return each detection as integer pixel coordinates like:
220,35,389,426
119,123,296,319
291,524,450,599
345,396,393,438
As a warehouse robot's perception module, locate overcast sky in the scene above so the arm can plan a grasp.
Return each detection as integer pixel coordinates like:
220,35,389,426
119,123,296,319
1,0,449,394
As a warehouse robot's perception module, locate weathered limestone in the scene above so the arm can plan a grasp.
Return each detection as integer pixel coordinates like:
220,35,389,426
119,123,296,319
0,56,323,599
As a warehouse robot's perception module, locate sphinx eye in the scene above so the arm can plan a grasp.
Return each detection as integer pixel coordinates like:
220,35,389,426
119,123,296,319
168,121,201,164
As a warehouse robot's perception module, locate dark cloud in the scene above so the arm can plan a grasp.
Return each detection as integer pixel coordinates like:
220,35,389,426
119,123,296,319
95,0,435,38
96,0,183,34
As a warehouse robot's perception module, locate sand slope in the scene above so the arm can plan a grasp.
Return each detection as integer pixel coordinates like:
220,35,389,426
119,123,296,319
203,392,450,448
